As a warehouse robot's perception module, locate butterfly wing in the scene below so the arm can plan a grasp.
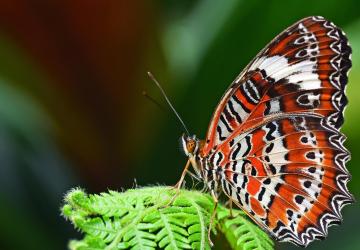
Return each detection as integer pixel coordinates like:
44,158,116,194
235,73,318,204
203,16,351,156
219,115,352,246
202,16,353,246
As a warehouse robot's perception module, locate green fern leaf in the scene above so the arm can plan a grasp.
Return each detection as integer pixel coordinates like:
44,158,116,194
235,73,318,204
217,209,274,250
62,186,274,250
143,207,191,249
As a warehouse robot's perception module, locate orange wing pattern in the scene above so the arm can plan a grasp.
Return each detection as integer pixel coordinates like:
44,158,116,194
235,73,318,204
200,16,353,246
203,16,350,156
217,115,352,245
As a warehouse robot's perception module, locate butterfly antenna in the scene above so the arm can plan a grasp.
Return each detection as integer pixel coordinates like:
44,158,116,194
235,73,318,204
142,90,167,112
147,71,190,136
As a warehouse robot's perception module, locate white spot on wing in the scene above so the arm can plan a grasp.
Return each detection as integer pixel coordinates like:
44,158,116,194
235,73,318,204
268,99,281,114
250,55,289,77
250,55,322,92
298,80,321,90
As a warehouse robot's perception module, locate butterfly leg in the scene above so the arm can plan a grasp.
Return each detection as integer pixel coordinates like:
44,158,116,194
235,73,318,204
173,158,191,189
208,190,218,247
224,198,234,217
228,199,234,217
165,159,191,207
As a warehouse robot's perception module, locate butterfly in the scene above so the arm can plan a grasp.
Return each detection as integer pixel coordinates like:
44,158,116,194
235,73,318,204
176,16,354,246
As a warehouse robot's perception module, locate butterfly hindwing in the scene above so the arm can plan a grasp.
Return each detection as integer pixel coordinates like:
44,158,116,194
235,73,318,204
217,115,352,246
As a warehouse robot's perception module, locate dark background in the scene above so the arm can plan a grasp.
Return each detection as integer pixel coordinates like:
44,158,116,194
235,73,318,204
0,1,359,249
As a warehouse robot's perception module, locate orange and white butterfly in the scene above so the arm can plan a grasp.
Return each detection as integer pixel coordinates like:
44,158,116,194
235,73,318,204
153,16,354,247
149,16,354,246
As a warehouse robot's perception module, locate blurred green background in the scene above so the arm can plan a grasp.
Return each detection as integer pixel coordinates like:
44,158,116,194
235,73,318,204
0,0,359,249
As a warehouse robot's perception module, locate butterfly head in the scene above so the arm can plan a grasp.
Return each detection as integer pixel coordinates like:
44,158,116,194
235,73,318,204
180,134,205,179
180,134,199,157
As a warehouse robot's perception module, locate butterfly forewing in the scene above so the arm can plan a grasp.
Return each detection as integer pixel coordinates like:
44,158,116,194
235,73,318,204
203,16,351,155
202,16,353,246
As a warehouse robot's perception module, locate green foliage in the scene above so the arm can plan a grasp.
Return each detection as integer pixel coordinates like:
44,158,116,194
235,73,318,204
217,209,274,250
62,187,274,250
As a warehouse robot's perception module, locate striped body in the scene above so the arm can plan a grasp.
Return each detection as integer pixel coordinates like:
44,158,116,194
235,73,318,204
182,16,353,246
